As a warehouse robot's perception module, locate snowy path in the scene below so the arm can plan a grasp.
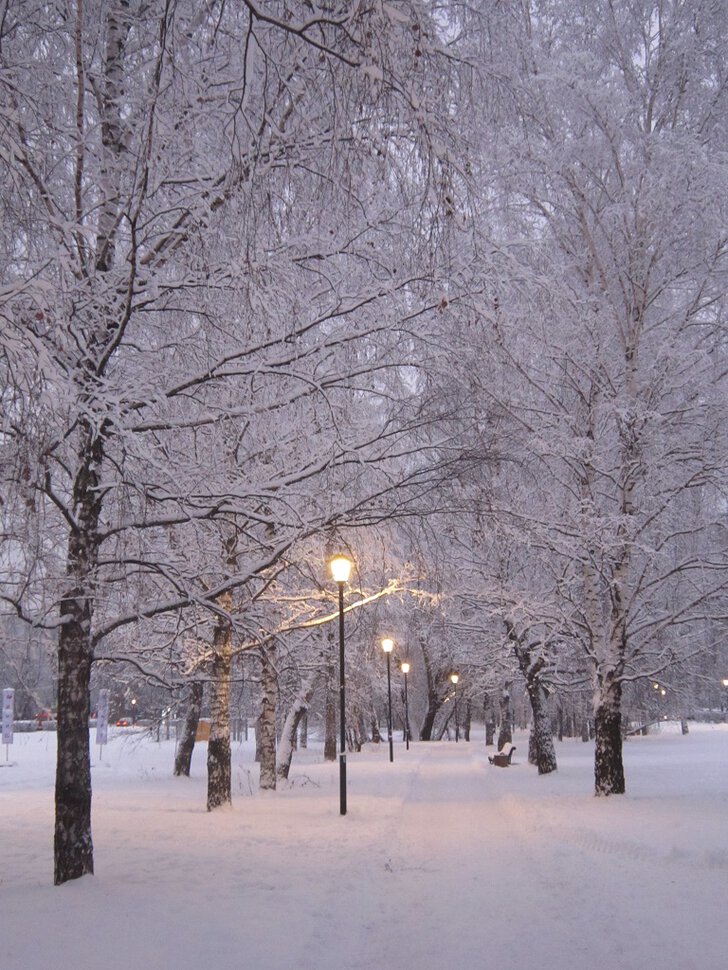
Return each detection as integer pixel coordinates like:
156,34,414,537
2,728,728,970
301,740,728,970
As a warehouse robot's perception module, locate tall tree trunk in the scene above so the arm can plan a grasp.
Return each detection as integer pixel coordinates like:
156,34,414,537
526,682,557,774
419,645,443,741
594,678,625,795
299,711,308,748
484,694,495,746
277,675,318,781
324,633,339,761
53,0,132,883
258,646,277,790
207,601,233,810
349,713,363,751
436,706,455,740
55,611,94,884
497,687,513,750
556,704,564,741
174,681,203,777
400,691,410,744
54,425,104,885
419,692,439,740
505,620,557,773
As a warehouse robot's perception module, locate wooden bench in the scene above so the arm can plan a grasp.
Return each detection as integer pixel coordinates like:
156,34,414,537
488,743,516,767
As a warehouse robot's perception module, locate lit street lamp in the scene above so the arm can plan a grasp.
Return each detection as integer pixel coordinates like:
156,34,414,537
382,638,395,763
330,554,352,815
450,672,460,742
401,662,411,750
722,678,728,715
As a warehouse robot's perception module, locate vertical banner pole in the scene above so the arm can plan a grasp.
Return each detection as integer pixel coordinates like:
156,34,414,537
2,688,14,763
96,688,110,762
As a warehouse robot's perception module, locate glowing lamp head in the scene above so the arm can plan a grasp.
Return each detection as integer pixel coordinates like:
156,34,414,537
381,637,394,654
722,678,728,688
450,672,459,685
401,662,410,674
329,555,352,584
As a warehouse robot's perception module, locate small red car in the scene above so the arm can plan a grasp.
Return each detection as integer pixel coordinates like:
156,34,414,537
35,710,54,728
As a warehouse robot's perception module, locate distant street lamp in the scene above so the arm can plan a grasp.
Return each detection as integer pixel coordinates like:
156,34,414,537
382,638,395,763
330,554,352,815
131,698,137,725
450,672,460,742
401,662,411,750
722,678,728,715
653,681,667,719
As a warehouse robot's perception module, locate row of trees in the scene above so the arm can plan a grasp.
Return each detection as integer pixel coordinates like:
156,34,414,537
2,0,727,883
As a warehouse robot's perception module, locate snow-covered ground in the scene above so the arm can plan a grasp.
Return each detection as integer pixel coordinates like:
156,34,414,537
2,722,727,970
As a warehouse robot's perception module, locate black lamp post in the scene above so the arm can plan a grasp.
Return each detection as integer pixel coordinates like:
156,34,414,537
382,638,394,762
401,662,411,750
330,555,352,815
450,672,460,742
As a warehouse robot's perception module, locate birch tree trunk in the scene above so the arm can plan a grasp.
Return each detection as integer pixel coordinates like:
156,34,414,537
174,681,203,777
419,640,444,741
321,626,337,761
207,599,233,810
299,712,308,749
277,675,319,781
324,652,337,762
497,687,513,750
258,647,277,790
463,700,472,742
484,694,496,747
594,676,625,795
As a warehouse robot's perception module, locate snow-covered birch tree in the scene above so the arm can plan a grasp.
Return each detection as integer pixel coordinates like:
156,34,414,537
0,0,467,882
463,0,728,793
